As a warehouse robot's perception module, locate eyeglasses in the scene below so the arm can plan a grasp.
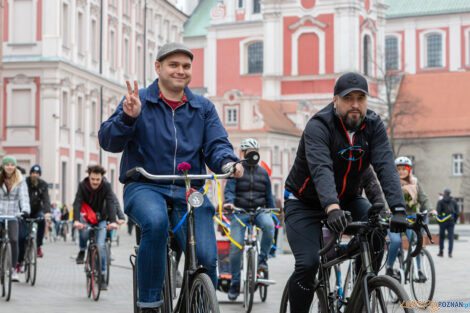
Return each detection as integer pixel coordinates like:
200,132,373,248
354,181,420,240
338,146,365,162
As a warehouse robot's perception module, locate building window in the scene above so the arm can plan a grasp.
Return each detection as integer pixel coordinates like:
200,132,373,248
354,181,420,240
426,34,442,68
10,89,33,126
274,183,280,201
363,35,372,76
453,154,463,176
124,38,130,74
77,164,82,186
109,30,116,69
61,161,67,204
76,97,83,131
467,30,470,66
61,91,68,127
238,0,243,8
273,146,280,165
12,0,34,43
137,45,143,82
225,107,238,126
163,20,170,42
253,0,261,13
247,42,263,74
77,11,84,53
90,102,97,134
455,198,464,214
385,37,399,71
62,3,69,47
110,169,115,191
91,19,98,61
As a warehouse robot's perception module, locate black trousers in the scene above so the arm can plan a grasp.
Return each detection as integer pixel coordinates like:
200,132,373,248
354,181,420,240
285,196,385,313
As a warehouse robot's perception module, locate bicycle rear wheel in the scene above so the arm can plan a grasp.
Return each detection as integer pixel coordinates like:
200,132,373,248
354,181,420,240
279,278,327,313
355,275,413,313
244,250,256,313
91,247,102,301
2,243,12,301
189,272,220,313
410,248,435,309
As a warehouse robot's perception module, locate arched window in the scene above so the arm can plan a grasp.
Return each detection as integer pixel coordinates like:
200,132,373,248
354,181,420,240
385,37,399,71
426,33,442,68
363,35,372,75
247,42,263,74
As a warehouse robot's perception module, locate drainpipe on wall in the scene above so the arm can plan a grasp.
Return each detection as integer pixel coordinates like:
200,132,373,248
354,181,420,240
99,0,104,164
0,0,5,159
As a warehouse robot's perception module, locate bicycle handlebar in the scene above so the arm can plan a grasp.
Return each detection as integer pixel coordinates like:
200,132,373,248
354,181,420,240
126,166,232,180
231,207,281,215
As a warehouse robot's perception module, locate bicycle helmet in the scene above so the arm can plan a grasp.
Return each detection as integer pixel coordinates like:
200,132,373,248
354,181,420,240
240,138,260,151
394,156,412,167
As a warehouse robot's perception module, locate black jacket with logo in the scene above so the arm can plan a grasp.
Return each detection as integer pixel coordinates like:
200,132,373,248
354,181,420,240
285,102,405,212
26,177,51,215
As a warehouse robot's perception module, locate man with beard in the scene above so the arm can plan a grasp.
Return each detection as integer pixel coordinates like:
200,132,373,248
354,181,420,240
283,72,408,313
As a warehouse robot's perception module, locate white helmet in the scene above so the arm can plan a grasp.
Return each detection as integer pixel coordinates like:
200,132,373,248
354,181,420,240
395,156,412,167
240,138,260,151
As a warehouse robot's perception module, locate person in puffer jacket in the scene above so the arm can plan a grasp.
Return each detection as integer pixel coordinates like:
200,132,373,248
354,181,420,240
0,155,30,282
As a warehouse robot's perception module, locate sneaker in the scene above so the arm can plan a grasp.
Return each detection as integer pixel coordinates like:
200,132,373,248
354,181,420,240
449,253,452,258
37,247,44,258
417,270,427,282
100,276,108,291
15,263,22,273
11,270,20,282
386,267,400,281
258,259,268,272
76,250,85,264
228,282,240,301
437,252,443,257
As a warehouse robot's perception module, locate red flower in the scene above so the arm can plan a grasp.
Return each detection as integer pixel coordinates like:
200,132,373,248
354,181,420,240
177,162,191,172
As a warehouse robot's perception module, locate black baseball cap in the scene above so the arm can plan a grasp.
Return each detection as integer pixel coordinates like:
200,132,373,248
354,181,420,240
334,72,369,97
156,42,194,62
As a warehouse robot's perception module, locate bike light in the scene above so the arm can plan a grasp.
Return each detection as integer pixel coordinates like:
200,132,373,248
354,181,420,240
188,191,204,208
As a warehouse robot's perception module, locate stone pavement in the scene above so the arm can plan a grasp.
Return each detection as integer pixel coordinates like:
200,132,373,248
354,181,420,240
0,226,469,313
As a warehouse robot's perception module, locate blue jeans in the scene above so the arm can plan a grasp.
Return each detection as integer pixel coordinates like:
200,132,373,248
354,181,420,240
387,229,421,269
124,182,218,309
79,220,107,274
229,212,274,285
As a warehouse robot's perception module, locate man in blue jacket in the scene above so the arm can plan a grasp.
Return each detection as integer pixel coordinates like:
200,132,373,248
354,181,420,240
99,42,243,313
224,138,275,301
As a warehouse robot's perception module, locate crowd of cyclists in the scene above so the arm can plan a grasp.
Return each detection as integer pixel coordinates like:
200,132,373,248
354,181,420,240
0,42,460,312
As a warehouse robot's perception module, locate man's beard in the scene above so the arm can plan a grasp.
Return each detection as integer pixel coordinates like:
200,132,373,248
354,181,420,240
344,113,364,130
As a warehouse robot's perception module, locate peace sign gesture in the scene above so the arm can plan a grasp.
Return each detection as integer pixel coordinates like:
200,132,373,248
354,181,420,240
123,80,141,118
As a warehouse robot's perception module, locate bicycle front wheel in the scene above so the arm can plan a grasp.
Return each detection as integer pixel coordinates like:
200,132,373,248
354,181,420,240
105,240,111,285
189,273,219,313
29,240,37,286
410,248,435,309
279,278,327,313
258,269,268,302
355,275,414,313
2,243,12,301
91,247,102,301
244,250,256,313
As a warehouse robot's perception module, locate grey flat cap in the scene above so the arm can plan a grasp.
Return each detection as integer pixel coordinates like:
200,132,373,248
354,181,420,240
156,42,194,62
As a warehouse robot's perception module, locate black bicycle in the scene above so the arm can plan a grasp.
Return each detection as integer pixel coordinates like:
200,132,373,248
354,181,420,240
279,203,432,313
23,216,44,286
387,211,436,309
0,215,19,301
77,224,109,301
228,206,279,313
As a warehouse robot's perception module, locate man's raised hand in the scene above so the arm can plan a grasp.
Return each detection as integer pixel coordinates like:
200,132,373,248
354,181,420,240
123,80,142,118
